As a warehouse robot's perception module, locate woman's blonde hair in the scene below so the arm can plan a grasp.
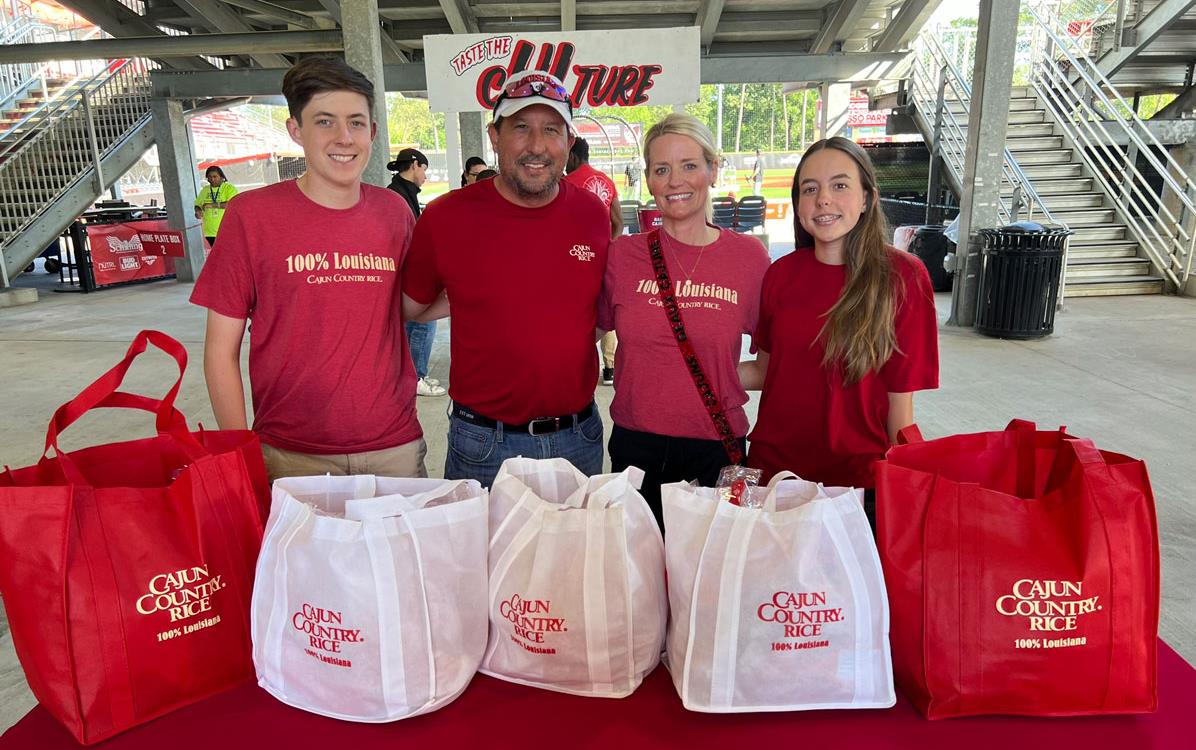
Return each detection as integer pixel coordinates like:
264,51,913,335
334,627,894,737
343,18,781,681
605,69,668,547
642,114,718,221
793,137,900,385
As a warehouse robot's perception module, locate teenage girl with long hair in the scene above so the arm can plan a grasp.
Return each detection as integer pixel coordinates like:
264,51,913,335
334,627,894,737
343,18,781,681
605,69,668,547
740,137,939,522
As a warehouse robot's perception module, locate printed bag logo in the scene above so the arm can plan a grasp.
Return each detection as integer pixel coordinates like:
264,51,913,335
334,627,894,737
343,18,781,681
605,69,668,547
135,564,225,643
757,591,844,652
499,594,567,655
996,579,1101,650
292,604,365,669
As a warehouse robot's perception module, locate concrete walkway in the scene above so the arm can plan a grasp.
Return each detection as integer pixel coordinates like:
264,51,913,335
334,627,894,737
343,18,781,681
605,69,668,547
1,268,1194,731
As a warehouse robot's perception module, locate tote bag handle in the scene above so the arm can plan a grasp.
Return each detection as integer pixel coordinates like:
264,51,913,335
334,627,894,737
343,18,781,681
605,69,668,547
41,331,207,482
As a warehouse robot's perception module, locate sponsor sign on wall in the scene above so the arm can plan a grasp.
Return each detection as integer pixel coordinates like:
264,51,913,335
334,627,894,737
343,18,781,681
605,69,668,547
424,27,700,113
87,220,177,287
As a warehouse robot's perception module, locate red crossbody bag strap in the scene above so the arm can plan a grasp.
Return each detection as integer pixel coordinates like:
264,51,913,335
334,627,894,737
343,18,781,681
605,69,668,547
646,230,743,465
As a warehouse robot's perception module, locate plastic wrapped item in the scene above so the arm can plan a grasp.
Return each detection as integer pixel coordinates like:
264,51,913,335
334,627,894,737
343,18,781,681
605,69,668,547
715,465,763,507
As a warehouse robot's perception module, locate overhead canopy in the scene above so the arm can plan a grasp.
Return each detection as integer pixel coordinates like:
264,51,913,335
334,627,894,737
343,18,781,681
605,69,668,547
6,0,943,95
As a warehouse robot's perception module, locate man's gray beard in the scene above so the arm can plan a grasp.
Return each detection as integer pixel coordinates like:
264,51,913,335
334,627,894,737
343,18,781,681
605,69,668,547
504,170,560,200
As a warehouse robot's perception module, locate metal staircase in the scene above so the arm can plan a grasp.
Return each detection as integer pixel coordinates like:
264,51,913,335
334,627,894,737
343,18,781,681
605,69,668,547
907,6,1196,296
0,58,157,288
1086,0,1196,102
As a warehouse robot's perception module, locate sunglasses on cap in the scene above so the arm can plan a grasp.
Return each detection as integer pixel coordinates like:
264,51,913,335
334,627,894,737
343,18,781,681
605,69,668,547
496,76,572,112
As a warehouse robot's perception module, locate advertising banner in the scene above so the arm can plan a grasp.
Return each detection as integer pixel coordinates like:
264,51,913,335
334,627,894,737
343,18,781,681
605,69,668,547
87,220,176,287
424,27,700,113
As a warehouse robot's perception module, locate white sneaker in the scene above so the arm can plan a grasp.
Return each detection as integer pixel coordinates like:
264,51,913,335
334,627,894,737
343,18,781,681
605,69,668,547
416,377,446,397
424,377,440,386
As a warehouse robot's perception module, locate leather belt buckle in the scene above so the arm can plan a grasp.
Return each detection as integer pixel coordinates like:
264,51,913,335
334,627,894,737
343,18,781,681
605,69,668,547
527,416,562,436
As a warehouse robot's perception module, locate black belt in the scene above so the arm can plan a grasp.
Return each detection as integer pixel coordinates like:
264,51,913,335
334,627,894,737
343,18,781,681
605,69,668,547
451,402,594,436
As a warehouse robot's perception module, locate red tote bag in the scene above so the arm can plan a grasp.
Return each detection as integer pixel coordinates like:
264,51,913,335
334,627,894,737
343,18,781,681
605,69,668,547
875,419,1159,719
0,330,268,744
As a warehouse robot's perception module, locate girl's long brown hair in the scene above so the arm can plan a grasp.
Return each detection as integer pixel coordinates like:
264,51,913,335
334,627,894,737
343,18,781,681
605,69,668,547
792,137,898,385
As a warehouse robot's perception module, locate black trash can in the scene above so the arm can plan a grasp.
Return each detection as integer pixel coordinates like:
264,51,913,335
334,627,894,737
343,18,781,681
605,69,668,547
909,225,955,292
975,222,1071,340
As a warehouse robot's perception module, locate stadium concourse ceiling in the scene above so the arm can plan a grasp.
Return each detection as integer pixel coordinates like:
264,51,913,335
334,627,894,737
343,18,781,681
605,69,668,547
0,0,943,95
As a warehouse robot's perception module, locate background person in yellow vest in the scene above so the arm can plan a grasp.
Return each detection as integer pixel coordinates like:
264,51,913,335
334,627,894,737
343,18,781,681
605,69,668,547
194,165,239,248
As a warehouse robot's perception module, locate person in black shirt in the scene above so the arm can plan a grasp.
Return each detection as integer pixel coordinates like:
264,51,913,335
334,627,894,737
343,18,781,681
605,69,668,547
387,148,428,218
386,148,446,397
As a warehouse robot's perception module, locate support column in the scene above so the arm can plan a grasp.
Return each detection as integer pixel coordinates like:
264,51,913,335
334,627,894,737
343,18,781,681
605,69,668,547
150,98,205,283
948,0,1020,327
445,113,461,194
341,0,390,187
458,111,485,187
819,82,850,139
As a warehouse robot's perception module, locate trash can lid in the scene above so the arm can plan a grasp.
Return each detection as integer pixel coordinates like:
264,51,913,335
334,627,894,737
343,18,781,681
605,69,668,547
1002,220,1048,232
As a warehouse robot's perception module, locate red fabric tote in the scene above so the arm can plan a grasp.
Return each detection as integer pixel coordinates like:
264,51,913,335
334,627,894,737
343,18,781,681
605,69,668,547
0,330,268,744
875,419,1159,719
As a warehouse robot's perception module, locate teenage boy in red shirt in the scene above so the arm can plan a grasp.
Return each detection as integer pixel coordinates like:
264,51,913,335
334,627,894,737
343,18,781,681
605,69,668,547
191,56,427,480
403,71,611,487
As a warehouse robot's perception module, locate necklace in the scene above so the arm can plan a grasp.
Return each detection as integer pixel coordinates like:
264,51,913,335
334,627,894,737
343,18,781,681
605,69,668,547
665,227,716,280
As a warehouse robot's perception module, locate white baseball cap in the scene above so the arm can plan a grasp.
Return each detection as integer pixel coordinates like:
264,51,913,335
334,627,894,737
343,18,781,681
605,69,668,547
492,71,574,131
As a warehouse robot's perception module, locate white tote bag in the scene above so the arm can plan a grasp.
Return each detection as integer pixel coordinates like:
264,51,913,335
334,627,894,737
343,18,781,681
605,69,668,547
662,472,895,712
480,457,666,697
252,475,489,722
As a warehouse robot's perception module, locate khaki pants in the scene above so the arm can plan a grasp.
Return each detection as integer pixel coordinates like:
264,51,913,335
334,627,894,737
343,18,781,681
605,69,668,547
600,330,618,369
261,438,428,482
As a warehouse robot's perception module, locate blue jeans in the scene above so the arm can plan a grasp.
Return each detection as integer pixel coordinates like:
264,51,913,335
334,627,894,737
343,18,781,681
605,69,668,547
444,405,604,487
405,320,436,379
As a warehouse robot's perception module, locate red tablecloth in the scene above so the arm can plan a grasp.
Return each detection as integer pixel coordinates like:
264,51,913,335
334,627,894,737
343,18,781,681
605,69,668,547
4,642,1193,749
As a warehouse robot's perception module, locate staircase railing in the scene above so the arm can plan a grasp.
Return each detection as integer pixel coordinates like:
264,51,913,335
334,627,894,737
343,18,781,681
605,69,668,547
1027,1,1194,287
909,30,1059,227
0,59,155,261
0,18,56,110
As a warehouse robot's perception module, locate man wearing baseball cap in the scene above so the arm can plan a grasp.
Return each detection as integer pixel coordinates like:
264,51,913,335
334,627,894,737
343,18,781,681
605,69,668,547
386,147,429,219
402,70,612,486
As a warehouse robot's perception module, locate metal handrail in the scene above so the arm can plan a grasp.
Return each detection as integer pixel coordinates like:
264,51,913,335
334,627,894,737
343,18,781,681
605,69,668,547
1027,2,1194,285
910,31,1061,228
0,26,105,119
0,53,122,160
0,58,155,257
0,19,56,109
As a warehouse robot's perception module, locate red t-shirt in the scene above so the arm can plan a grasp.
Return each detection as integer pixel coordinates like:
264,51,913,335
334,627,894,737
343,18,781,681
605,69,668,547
748,247,939,488
598,228,769,439
189,180,421,455
563,163,618,210
403,179,610,423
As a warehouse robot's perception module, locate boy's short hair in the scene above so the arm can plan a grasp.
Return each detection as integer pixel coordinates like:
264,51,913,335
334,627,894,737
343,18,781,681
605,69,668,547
282,56,375,123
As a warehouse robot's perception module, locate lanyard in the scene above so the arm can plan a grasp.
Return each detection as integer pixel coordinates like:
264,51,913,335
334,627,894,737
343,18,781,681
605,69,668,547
647,230,743,465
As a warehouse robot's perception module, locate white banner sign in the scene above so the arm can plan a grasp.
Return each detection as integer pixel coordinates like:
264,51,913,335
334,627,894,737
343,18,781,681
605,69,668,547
424,27,701,113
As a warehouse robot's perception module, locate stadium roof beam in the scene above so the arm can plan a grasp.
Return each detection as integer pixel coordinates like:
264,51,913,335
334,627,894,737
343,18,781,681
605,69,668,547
438,0,480,34
149,51,910,98
218,0,319,30
0,30,343,63
56,0,214,70
172,0,291,68
314,0,410,63
809,0,869,54
872,0,936,53
696,0,727,48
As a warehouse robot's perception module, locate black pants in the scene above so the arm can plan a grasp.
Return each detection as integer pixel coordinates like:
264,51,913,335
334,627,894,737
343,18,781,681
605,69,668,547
608,424,746,531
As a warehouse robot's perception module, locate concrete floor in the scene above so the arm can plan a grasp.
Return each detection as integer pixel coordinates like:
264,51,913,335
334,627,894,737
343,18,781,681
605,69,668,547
1,264,1194,732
